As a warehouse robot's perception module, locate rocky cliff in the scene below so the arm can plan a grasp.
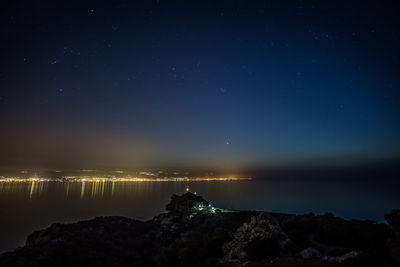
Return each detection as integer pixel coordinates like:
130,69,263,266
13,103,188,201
0,193,398,266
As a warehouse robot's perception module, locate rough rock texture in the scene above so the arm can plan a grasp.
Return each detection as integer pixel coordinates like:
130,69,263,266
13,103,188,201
299,247,321,259
385,209,400,265
322,250,361,263
166,192,209,215
0,216,164,267
219,212,291,266
0,193,398,267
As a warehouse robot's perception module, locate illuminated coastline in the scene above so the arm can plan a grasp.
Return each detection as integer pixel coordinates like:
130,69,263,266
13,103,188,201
0,176,252,199
0,176,251,183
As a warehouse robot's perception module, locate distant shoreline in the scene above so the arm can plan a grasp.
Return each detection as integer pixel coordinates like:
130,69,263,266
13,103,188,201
0,176,252,183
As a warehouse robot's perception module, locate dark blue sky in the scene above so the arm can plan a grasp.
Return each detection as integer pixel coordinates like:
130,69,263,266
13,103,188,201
1,0,399,171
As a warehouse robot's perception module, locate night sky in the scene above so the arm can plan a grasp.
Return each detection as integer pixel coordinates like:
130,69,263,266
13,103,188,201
1,0,399,172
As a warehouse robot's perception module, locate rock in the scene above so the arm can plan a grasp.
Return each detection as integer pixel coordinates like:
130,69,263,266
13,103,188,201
299,247,321,259
166,192,209,215
27,223,69,246
1,216,165,267
322,251,361,263
220,212,291,266
337,251,361,263
0,193,395,267
385,209,400,264
322,255,339,263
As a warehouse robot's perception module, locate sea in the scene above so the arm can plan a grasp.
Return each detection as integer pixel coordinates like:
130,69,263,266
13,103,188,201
0,174,399,253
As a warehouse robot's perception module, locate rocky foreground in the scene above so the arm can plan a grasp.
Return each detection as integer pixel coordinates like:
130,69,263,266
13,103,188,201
1,192,399,266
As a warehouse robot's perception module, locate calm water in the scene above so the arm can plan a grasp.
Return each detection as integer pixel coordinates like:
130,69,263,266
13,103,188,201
0,178,399,253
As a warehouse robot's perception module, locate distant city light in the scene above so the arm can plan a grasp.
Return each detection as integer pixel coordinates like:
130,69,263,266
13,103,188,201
0,176,251,183
0,176,251,200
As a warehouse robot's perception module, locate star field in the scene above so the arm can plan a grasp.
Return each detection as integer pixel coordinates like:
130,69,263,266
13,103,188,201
0,0,399,171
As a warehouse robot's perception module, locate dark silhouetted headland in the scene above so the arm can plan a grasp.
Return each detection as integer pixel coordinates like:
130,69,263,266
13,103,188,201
1,193,399,266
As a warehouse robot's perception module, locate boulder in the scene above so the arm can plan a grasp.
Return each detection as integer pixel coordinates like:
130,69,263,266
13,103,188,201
322,251,361,263
220,212,291,266
299,247,321,259
166,192,209,215
337,251,361,263
385,209,400,264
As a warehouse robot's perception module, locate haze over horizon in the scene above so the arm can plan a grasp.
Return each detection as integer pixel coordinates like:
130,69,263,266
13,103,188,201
1,0,399,171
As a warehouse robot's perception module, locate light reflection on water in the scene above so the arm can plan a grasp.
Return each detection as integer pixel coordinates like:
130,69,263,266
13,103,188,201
0,179,251,200
0,181,191,200
0,179,399,253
